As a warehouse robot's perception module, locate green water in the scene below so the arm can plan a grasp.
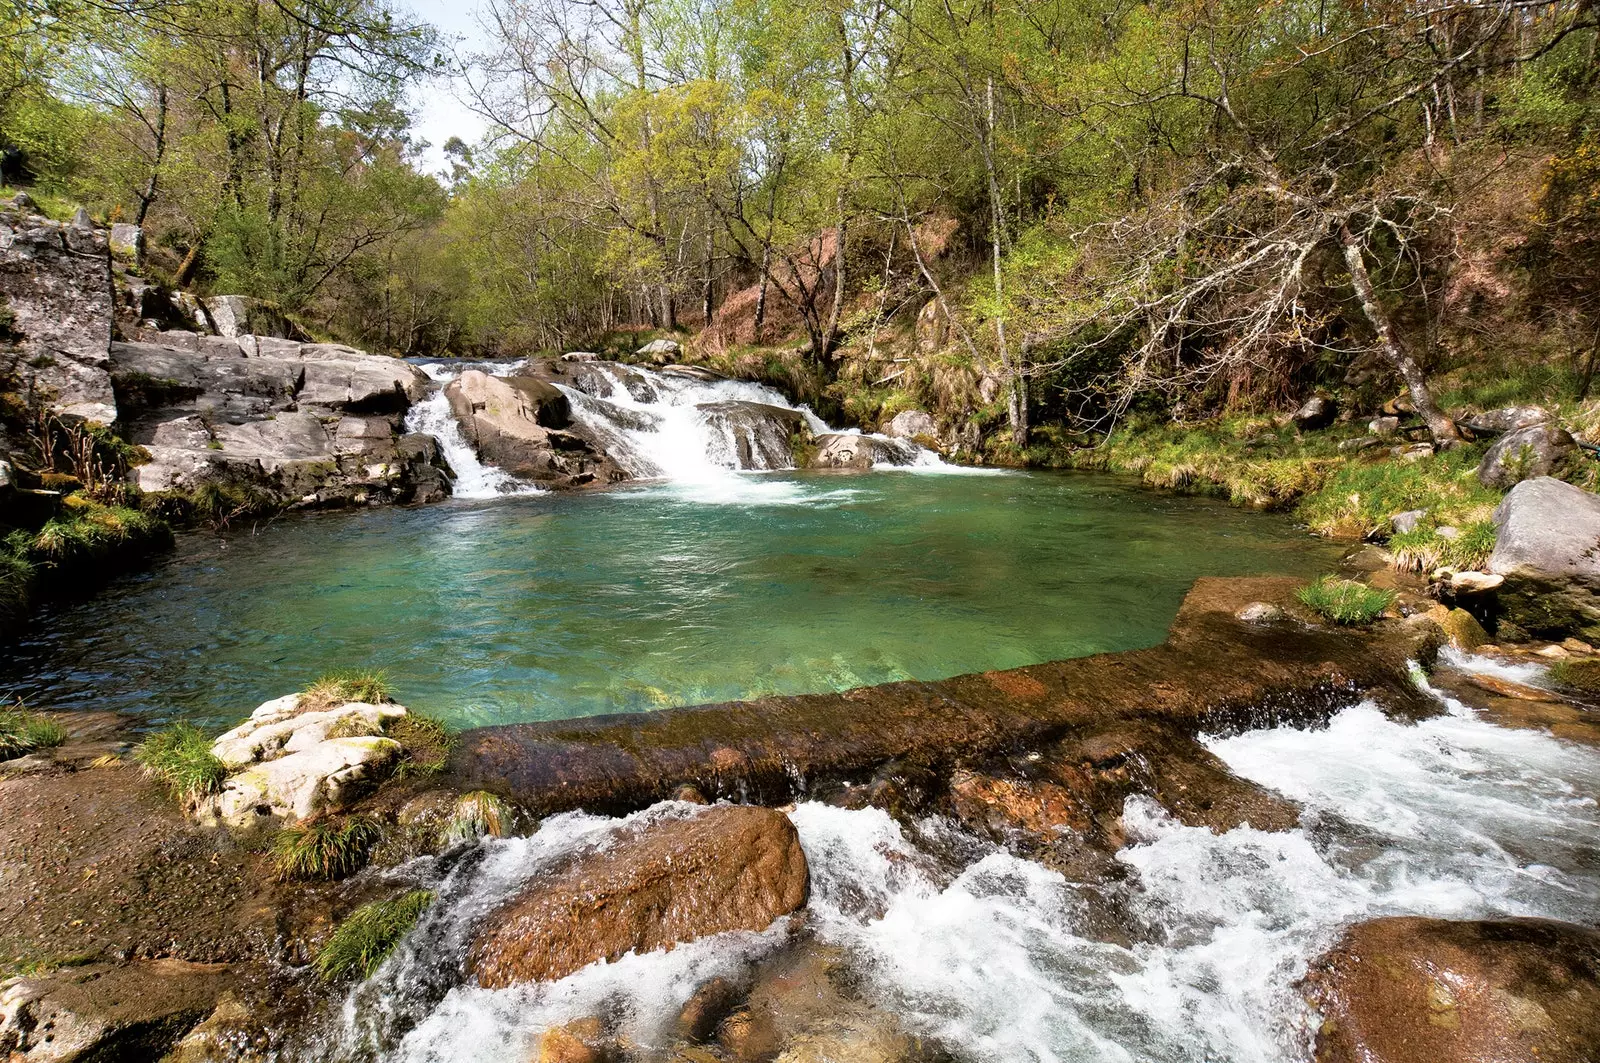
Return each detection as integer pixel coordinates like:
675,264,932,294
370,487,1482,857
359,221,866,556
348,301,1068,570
2,471,1335,730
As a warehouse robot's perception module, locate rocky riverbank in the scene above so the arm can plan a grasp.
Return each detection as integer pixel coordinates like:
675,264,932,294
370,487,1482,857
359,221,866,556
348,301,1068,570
4,574,1598,1062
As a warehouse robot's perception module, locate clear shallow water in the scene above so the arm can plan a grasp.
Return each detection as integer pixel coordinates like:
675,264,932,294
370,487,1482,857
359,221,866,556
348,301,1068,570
1,470,1330,730
337,680,1600,1063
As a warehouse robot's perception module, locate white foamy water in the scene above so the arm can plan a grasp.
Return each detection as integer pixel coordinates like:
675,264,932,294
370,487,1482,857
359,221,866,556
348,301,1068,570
405,358,947,501
331,688,1600,1063
404,363,544,500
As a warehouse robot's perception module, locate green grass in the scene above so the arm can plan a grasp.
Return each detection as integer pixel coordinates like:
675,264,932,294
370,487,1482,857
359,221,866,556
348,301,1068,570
1387,519,1499,573
1547,658,1600,693
273,816,383,881
134,723,227,800
0,704,67,761
315,889,434,981
386,713,455,778
442,791,515,844
1297,576,1397,625
1294,446,1500,538
301,670,393,710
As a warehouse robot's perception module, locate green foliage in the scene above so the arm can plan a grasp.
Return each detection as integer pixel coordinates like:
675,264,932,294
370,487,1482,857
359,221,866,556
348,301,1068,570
302,670,393,710
442,791,515,845
386,713,455,778
1297,577,1397,625
273,816,383,881
0,703,67,760
134,723,226,801
315,890,434,981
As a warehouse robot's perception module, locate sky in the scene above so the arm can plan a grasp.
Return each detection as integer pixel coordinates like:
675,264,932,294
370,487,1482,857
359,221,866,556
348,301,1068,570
404,0,495,175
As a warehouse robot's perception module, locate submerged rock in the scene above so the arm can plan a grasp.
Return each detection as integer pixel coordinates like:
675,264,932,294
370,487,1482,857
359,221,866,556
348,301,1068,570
469,804,808,987
1303,916,1600,1063
1477,423,1577,489
1489,477,1600,641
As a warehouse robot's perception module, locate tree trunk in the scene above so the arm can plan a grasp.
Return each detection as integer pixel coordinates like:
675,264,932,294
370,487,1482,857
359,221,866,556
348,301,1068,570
984,75,1026,447
1340,226,1459,446
754,243,771,340
135,84,168,228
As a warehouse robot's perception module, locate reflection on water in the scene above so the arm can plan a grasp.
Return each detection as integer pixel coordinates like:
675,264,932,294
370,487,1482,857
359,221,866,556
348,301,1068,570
1,471,1333,729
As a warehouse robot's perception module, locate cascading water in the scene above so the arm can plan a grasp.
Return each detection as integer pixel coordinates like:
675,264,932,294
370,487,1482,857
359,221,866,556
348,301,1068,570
406,358,943,497
405,363,543,500
318,652,1600,1063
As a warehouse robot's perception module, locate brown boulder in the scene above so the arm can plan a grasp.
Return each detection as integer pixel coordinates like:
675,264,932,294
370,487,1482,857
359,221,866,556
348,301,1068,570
946,769,1093,842
1304,916,1600,1063
470,805,808,987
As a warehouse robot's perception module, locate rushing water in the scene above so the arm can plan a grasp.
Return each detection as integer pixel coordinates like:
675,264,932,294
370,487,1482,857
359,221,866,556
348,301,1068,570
1,471,1329,729
327,659,1600,1063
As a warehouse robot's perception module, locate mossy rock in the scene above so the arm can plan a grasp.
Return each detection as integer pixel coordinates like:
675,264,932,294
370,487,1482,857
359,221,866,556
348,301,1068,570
1438,608,1489,653
1548,658,1600,694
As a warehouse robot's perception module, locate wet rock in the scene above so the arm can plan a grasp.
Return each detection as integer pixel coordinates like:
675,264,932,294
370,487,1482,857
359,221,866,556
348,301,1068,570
1477,424,1577,489
562,351,599,362
535,1019,610,1063
696,401,809,470
1466,674,1558,702
1236,601,1286,624
1292,396,1337,430
946,768,1092,843
165,993,266,1063
446,370,621,487
1303,916,1600,1063
469,805,808,987
637,338,682,362
885,410,937,440
671,783,710,805
1448,571,1503,595
1488,478,1600,641
1438,608,1489,652
0,204,117,424
676,977,742,1042
809,433,920,471
0,960,234,1063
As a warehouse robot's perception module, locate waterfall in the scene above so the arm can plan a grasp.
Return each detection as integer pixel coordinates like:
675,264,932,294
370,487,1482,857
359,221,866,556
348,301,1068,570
408,358,943,494
404,363,544,500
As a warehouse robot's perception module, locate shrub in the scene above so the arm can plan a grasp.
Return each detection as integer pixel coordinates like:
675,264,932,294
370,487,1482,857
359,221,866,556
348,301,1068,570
315,890,434,981
442,791,515,844
134,723,227,800
273,816,383,881
0,703,67,760
1297,576,1397,625
301,670,393,711
386,713,455,777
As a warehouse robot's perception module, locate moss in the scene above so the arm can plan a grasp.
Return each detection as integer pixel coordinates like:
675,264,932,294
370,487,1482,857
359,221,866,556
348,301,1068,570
0,704,67,760
386,713,455,778
1547,658,1600,693
134,723,227,801
315,890,434,981
1297,576,1397,625
273,816,383,881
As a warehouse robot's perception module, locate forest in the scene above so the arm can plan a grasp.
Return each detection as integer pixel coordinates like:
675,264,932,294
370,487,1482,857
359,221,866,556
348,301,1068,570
3,0,1598,455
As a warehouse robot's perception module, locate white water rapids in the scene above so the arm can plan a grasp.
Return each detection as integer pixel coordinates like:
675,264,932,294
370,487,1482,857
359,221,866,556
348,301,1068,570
321,654,1600,1063
403,358,946,501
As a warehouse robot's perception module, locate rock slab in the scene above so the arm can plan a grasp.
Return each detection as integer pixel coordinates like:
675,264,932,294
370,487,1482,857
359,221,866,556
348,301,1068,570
469,804,808,987
1304,916,1600,1063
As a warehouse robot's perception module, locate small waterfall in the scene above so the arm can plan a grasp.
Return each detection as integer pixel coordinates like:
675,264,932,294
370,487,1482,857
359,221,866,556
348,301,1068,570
405,364,543,500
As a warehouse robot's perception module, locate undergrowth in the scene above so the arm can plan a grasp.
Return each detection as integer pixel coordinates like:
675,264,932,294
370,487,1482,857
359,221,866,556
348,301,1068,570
315,890,434,981
0,702,67,760
273,816,383,881
134,723,226,800
1297,576,1397,625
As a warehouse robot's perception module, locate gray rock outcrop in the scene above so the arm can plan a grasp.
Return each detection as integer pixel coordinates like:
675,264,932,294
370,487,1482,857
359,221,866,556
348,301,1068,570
0,203,117,424
1291,395,1337,430
109,338,448,506
885,409,937,440
1489,477,1600,640
1477,423,1577,489
444,369,623,487
697,400,808,469
809,432,921,470
201,295,303,340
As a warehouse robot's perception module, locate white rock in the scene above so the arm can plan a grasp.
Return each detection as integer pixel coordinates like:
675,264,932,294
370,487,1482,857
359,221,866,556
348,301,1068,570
201,736,401,826
210,699,402,770
1449,571,1504,593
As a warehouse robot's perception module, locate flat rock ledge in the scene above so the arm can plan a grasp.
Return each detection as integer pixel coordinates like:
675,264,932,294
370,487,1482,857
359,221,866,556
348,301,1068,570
196,693,408,828
450,577,1439,816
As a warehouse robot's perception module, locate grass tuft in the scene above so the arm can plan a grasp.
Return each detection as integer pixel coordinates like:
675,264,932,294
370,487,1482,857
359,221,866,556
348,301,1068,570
1547,658,1600,694
134,723,227,800
273,816,383,881
0,703,67,761
1297,576,1397,625
315,889,434,981
443,791,515,844
386,713,455,778
301,670,393,711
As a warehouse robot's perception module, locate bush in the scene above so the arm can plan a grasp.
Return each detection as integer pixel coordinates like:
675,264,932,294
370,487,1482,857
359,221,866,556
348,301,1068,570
1297,576,1397,625
273,816,383,881
301,670,392,710
315,890,434,981
0,703,67,760
442,791,514,844
134,723,226,800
